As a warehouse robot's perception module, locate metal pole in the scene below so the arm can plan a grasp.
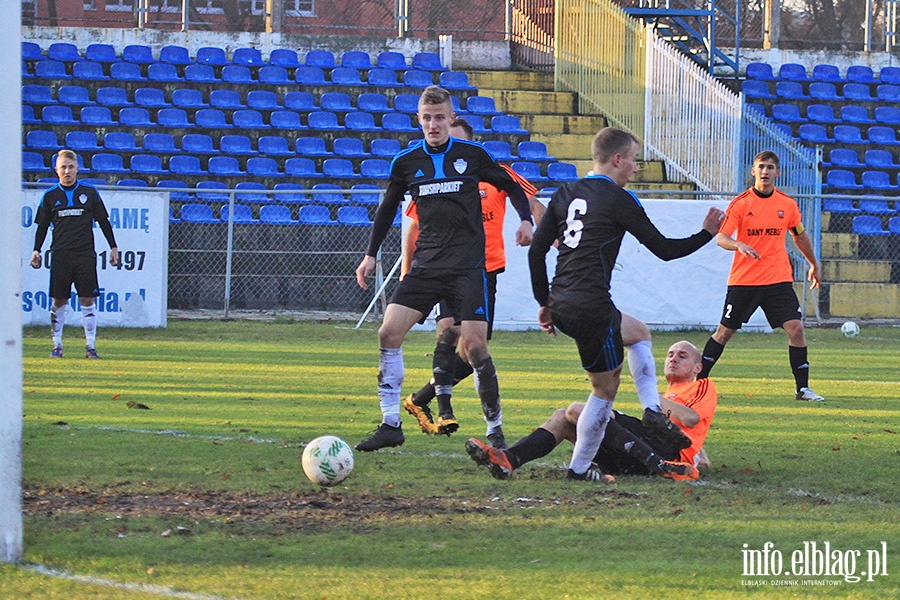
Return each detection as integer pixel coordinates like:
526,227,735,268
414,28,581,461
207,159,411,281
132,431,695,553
355,255,402,329
224,191,235,318
182,0,190,32
864,0,873,52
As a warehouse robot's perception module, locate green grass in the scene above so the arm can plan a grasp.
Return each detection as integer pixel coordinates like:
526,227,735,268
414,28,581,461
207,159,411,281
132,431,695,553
5,320,899,599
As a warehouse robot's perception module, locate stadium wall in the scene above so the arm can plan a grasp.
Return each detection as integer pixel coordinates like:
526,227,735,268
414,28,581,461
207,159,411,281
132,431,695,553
733,48,898,76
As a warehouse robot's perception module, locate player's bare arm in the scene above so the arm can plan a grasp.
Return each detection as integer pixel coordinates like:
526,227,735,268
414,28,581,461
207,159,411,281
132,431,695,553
702,207,726,235
29,250,42,269
400,221,418,279
355,255,376,289
515,220,533,247
660,397,700,428
537,305,556,336
109,247,120,267
716,232,760,260
792,231,821,289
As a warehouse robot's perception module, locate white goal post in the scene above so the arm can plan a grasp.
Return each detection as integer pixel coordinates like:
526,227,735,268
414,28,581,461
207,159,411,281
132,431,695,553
1,9,24,563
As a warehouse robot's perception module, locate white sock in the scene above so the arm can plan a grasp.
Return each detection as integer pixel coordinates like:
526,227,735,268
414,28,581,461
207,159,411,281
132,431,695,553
568,394,613,474
628,340,661,412
379,347,404,427
485,411,503,436
50,304,66,347
82,303,97,349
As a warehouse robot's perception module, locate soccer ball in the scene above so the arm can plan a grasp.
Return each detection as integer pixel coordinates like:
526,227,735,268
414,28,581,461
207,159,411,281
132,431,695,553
840,321,860,338
302,436,354,486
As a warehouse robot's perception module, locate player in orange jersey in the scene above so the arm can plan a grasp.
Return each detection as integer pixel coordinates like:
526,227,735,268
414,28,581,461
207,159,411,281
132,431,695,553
465,339,717,482
401,118,544,449
698,150,824,402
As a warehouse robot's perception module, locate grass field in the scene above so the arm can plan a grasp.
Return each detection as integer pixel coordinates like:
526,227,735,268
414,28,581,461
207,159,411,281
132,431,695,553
4,319,899,599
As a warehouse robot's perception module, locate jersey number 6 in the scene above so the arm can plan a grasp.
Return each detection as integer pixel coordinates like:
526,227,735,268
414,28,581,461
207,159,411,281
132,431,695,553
563,198,587,249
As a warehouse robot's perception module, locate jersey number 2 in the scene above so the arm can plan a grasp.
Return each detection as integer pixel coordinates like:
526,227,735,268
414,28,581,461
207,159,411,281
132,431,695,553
562,198,587,249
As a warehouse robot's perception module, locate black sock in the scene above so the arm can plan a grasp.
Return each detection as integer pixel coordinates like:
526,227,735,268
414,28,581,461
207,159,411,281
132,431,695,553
506,427,558,469
789,345,809,391
412,381,435,406
603,419,664,473
472,357,501,422
432,342,456,416
451,352,474,385
698,337,725,379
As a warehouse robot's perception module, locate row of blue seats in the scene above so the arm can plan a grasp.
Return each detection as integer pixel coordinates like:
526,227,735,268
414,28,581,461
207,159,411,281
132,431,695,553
825,198,899,215
847,215,900,237
823,149,900,170
24,60,475,90
748,103,900,127
743,80,900,102
778,124,900,147
747,63,900,85
23,42,447,73
823,172,900,195
24,130,555,162
23,85,501,115
174,203,386,226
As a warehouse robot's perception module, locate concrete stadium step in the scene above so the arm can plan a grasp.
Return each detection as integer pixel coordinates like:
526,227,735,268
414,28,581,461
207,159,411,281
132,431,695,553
824,259,894,283
466,71,554,92
519,114,608,136
821,232,858,258
564,158,667,182
476,88,577,115
825,283,900,318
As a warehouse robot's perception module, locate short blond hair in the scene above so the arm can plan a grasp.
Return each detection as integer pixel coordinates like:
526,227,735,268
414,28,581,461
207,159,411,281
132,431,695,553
56,149,78,165
592,127,639,164
419,85,452,108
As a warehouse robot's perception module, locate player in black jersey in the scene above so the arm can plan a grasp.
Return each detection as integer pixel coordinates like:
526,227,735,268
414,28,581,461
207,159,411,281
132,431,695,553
527,127,724,482
30,150,119,359
355,86,534,452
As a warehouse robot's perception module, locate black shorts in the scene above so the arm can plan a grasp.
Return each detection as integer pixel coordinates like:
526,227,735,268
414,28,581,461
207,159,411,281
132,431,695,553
436,269,500,339
49,250,99,300
551,307,623,374
592,412,679,475
391,267,489,323
720,282,801,330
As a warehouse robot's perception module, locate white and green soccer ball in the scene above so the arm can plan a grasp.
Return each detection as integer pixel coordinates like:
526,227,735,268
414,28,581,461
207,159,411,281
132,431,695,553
302,435,354,486
841,321,860,338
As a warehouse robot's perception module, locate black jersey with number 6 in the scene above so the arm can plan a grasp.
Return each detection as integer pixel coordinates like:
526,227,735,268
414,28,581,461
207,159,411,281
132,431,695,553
529,175,712,316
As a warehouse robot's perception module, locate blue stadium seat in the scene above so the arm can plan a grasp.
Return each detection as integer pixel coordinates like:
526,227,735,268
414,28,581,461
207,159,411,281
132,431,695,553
182,133,219,155
26,130,60,150
775,81,809,100
196,47,227,67
382,112,418,132
345,111,381,132
117,178,148,188
208,156,244,176
134,87,169,108
393,93,419,113
492,115,528,134
119,107,154,127
825,169,863,191
337,205,373,225
35,60,71,79
270,110,306,130
40,105,77,124
440,71,475,90
332,67,366,86
403,69,433,88
772,104,807,123
79,178,106,187
180,203,219,223
360,158,391,179
847,65,876,84
483,140,516,161
367,68,401,88
195,181,229,201
157,179,191,202
48,42,82,63
778,63,809,81
547,162,579,182
294,66,330,86
825,148,863,168
122,44,155,65
283,91,318,112
160,45,192,66
350,183,382,204
876,84,900,102
308,111,344,130
459,114,489,134
466,96,501,115
22,84,56,105
852,215,890,236
185,64,218,82
58,85,94,106
518,141,555,161
341,51,372,69
880,66,900,85
320,91,355,112
131,154,166,174
511,161,547,181
890,217,900,235
247,90,280,111
357,93,392,113
376,51,406,70
195,109,233,129
806,104,839,124
222,65,254,83
22,152,46,172
169,155,206,175
284,157,322,178
210,89,245,110
233,109,269,129
333,137,370,158
22,105,40,125
843,83,874,101
110,62,146,81
233,47,264,68
269,48,301,68
104,131,139,151
91,153,128,173
868,126,900,146
833,125,865,145
746,62,775,80
370,138,400,157
96,87,132,107
258,136,293,156
860,178,896,199
822,198,860,214
260,204,298,224
72,61,108,80
22,41,43,61
310,183,346,205
148,63,183,82
305,49,336,69
84,43,117,65
812,63,841,82
741,80,775,99
258,65,291,84
295,137,332,157
744,103,766,117
172,88,208,109
841,106,875,125
143,132,180,153
323,158,360,179
413,52,447,71
875,106,900,126
219,134,255,156
221,203,259,223
273,182,308,204
64,130,100,151
865,149,898,169
80,106,115,126
247,157,284,177
809,82,842,100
